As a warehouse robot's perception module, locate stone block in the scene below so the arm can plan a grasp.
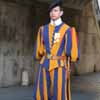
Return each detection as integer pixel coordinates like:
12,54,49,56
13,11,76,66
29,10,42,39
76,54,95,74
82,3,93,17
88,17,98,33
0,55,4,86
78,17,88,33
0,0,34,86
94,55,100,72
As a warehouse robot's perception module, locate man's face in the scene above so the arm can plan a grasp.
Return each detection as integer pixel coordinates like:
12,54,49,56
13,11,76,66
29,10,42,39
49,6,63,21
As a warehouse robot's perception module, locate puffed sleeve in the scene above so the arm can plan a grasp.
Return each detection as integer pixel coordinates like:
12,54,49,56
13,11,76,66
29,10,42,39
71,27,80,62
33,27,44,60
65,27,80,62
65,28,72,57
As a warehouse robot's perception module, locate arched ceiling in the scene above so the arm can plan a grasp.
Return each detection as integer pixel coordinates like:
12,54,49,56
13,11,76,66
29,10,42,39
37,0,92,10
0,0,92,10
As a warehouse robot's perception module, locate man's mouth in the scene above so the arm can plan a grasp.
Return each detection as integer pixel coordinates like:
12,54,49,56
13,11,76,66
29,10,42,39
52,16,56,18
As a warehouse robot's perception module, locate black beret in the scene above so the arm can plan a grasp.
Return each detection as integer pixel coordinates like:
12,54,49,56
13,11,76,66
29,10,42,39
48,0,63,12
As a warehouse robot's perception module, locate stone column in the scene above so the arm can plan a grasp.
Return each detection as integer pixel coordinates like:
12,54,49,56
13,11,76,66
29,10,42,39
75,2,100,74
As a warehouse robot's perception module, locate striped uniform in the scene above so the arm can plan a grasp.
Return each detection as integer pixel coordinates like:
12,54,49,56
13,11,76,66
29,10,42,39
33,22,80,100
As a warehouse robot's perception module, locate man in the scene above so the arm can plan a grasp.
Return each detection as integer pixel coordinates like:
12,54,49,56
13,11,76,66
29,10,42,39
33,1,80,100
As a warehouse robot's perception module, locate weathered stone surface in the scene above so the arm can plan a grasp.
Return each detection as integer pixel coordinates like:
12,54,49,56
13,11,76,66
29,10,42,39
0,0,99,87
94,55,100,72
34,1,100,76
78,17,88,33
76,55,95,74
74,1,100,74
82,3,93,17
0,1,34,87
88,17,98,33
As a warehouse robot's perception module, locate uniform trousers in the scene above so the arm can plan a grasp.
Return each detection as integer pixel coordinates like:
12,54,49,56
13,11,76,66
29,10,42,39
33,65,69,100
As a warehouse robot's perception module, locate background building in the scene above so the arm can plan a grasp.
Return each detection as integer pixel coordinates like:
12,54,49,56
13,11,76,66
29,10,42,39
0,0,100,87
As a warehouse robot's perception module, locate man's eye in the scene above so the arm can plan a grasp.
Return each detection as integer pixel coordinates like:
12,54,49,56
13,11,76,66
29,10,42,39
54,10,58,12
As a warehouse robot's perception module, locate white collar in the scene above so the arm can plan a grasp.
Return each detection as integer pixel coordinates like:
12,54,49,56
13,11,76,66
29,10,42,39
50,18,63,26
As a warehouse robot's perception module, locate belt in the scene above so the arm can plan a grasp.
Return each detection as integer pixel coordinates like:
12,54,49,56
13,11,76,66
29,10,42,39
45,54,66,60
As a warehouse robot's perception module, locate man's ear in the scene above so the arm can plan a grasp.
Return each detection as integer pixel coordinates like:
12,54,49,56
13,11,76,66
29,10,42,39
60,11,63,16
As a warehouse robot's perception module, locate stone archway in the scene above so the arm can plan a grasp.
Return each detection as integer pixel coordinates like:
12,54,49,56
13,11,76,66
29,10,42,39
75,0,100,74
34,0,100,75
0,0,100,87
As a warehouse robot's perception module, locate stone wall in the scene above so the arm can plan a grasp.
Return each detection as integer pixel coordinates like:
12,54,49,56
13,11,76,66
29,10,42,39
0,1,35,87
74,2,100,74
0,0,100,87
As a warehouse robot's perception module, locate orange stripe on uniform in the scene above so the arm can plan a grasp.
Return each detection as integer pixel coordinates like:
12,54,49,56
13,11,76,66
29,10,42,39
49,24,69,71
50,69,54,96
71,27,78,62
43,68,48,100
36,70,41,100
51,24,69,55
48,24,55,48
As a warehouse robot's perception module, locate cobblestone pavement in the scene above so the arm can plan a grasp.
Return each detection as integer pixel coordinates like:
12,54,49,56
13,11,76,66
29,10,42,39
0,72,100,100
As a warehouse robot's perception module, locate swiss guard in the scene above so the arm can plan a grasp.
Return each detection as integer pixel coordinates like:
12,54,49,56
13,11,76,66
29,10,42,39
33,0,80,100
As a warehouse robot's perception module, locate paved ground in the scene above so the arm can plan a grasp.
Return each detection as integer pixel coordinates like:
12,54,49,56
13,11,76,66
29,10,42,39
0,86,32,100
0,72,100,100
71,72,100,100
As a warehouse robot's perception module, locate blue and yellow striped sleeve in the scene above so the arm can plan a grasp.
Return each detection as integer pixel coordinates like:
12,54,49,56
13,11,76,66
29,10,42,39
65,28,72,57
71,27,80,62
65,27,80,62
33,27,44,60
